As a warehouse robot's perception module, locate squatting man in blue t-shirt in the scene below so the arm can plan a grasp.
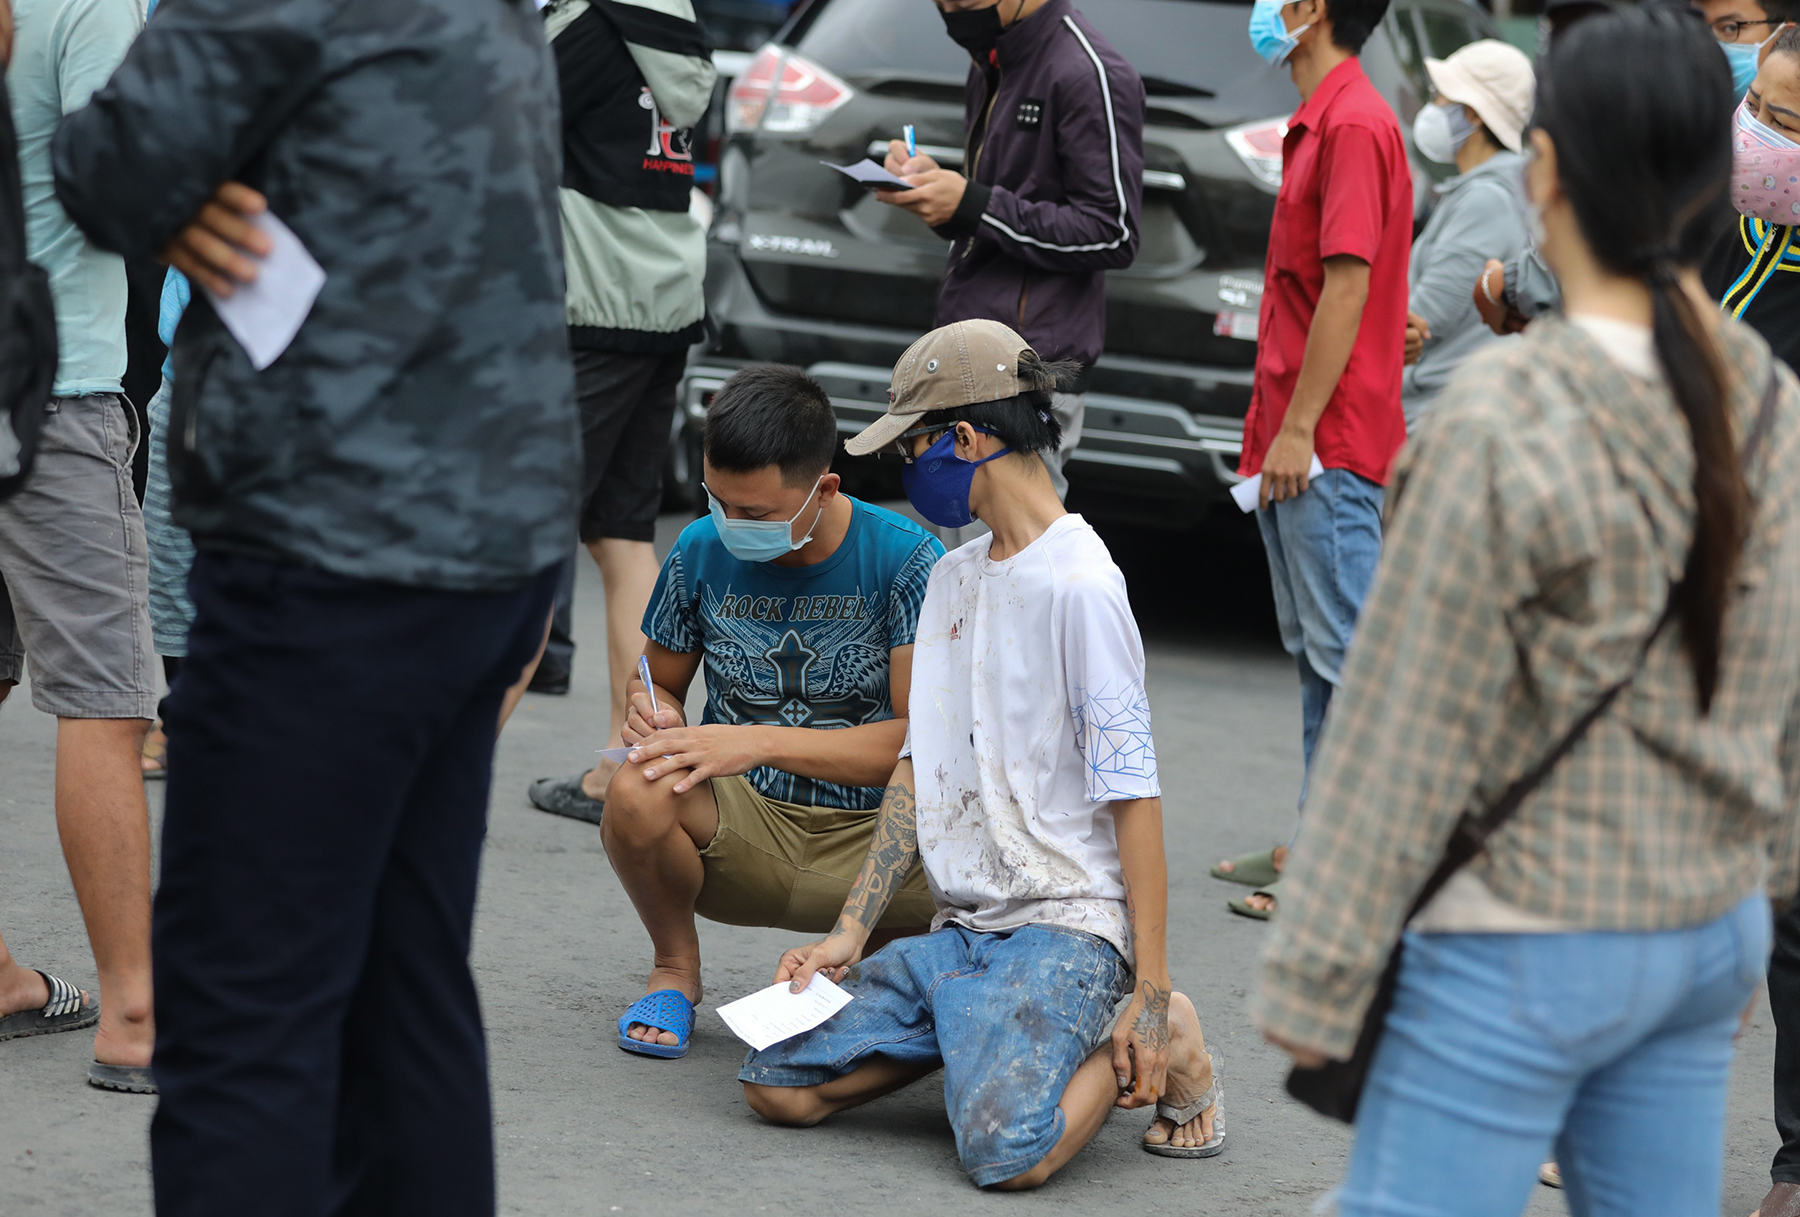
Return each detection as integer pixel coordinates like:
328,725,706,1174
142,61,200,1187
606,366,945,1057
739,320,1220,1188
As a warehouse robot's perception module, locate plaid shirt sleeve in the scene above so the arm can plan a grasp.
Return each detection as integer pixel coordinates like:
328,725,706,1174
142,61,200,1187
1253,404,1534,1058
1775,680,1800,904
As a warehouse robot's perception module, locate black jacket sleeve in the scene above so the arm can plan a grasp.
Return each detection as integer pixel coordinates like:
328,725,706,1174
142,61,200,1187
53,0,327,261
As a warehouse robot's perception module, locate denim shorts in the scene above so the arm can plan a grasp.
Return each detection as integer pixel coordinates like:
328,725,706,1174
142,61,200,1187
739,923,1130,1186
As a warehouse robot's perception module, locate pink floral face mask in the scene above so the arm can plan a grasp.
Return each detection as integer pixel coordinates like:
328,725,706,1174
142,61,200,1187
1733,99,1800,224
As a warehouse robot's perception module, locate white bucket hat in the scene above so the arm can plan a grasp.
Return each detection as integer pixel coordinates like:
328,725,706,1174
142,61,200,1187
1425,39,1536,154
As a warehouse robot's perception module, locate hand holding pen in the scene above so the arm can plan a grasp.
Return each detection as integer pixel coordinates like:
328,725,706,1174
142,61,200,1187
623,654,682,746
883,124,938,179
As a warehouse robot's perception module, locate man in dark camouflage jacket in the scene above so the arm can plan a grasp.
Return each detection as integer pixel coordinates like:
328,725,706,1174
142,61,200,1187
51,1,579,1213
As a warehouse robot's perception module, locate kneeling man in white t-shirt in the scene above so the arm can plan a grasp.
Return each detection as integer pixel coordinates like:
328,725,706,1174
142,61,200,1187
738,320,1222,1188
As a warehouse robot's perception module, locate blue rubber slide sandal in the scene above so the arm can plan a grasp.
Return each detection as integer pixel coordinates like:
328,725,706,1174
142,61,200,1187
617,990,695,1059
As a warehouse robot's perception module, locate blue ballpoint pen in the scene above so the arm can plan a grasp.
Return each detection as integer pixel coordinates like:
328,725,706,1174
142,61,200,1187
903,124,916,159
638,653,660,723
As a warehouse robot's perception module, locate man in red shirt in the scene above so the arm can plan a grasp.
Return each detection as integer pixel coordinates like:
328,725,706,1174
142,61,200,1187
1217,0,1410,917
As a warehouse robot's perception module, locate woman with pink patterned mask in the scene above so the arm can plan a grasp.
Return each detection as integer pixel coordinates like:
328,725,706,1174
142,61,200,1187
1705,26,1800,370
1700,26,1800,1217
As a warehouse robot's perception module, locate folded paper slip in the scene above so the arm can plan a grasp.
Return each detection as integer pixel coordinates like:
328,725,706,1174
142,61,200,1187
201,211,325,371
821,159,915,190
1231,456,1327,513
717,974,854,1052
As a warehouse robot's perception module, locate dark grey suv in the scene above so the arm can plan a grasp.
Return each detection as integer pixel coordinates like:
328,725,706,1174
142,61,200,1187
678,0,1497,526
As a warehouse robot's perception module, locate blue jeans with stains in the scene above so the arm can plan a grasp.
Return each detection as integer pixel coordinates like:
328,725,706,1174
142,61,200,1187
1339,894,1770,1216
1255,468,1384,786
739,923,1129,1186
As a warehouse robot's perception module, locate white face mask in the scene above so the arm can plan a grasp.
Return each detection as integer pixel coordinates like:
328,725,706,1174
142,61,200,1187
1412,102,1479,164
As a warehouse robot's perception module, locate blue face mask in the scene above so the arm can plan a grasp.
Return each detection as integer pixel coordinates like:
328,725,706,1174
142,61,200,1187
1248,0,1311,67
706,476,826,563
901,429,1011,529
1720,26,1778,95
1724,38,1767,97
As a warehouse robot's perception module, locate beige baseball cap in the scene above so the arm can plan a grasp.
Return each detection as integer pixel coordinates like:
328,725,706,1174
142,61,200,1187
1425,39,1535,154
843,319,1034,457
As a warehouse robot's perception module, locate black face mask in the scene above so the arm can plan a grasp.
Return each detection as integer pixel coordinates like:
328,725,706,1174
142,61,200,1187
940,4,1005,55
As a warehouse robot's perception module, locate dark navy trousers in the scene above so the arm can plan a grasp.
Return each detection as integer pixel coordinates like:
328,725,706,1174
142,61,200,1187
1770,897,1800,1187
151,551,559,1217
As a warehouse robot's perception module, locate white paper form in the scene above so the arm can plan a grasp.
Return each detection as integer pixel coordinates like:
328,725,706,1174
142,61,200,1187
1230,456,1326,513
821,159,916,190
595,746,633,763
202,211,326,371
716,973,854,1052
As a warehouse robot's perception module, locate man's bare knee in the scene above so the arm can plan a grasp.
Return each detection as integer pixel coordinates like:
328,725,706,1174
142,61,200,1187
743,1082,829,1127
600,764,677,850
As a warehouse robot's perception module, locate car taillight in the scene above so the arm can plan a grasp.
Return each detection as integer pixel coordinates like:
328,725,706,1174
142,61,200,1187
1224,117,1288,189
726,45,853,136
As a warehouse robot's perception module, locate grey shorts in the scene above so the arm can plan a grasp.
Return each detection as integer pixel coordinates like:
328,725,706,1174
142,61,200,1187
0,395,157,719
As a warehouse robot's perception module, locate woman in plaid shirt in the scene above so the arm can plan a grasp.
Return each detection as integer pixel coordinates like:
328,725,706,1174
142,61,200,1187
1256,10,1800,1213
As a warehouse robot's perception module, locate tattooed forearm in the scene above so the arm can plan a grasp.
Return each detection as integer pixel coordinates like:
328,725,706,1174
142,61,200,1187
836,780,918,936
1132,976,1171,1053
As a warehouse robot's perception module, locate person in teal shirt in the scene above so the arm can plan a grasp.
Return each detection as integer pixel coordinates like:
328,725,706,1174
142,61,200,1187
10,0,136,394
138,266,192,778
0,0,158,1096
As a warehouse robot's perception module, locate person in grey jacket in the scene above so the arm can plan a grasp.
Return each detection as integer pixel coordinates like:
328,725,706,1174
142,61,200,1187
50,1,578,1213
1401,40,1534,429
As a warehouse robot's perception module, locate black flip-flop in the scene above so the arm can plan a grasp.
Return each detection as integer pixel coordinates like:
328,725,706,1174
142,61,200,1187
88,1061,156,1094
0,971,99,1043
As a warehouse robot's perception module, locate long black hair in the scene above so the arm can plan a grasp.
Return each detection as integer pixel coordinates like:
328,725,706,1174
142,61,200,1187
1534,6,1743,713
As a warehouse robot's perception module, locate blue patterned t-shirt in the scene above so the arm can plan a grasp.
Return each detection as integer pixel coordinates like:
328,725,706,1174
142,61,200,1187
643,497,943,811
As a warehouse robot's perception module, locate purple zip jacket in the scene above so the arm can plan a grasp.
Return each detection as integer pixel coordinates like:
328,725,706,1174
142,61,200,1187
931,0,1145,368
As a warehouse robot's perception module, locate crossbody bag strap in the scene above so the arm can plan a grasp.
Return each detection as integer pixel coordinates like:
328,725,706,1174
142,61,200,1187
1402,363,1783,922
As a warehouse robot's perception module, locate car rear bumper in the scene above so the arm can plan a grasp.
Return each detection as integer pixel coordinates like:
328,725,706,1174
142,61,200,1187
680,356,1251,527
697,247,1257,527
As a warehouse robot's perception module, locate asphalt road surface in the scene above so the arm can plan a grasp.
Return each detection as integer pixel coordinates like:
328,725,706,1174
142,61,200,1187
0,507,1783,1216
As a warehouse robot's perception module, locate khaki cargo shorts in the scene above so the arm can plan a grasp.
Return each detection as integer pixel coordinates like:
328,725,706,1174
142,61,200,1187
695,775,936,933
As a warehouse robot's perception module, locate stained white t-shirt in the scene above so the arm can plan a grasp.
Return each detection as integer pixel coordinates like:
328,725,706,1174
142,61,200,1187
902,514,1159,964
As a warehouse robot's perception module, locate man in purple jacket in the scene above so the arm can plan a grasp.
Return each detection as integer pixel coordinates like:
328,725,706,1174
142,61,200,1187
881,0,1144,545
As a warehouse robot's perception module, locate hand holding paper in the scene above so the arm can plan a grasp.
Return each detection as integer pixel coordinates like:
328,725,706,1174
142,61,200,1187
1231,456,1326,513
163,181,271,298
717,973,854,1052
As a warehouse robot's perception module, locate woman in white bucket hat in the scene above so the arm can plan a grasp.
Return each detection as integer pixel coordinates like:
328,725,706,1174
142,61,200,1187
1401,39,1537,430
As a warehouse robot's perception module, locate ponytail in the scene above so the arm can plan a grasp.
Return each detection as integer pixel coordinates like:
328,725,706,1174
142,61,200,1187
1537,7,1744,714
1646,261,1746,714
